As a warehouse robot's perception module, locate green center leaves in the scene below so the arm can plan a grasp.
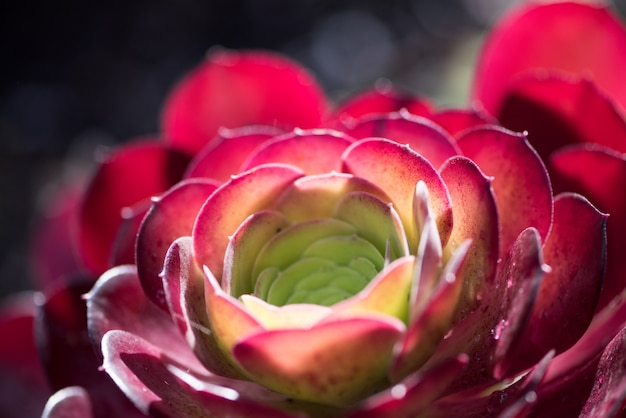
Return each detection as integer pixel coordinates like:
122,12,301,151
226,187,409,309
254,232,384,306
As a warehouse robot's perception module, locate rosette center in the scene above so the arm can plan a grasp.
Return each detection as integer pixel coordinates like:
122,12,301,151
251,219,384,306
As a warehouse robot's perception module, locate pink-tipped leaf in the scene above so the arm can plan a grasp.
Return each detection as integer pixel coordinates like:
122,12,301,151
192,164,304,283
457,126,552,257
342,138,453,253
136,179,218,310
240,129,354,175
439,156,499,319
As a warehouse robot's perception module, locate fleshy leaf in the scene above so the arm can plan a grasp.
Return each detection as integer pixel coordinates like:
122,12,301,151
495,75,626,159
36,282,93,377
42,276,141,416
533,289,626,416
325,256,415,322
329,83,431,125
240,129,354,174
223,210,291,297
492,228,548,379
262,235,383,307
424,350,552,417
193,164,304,282
474,2,626,114
136,179,219,310
410,182,443,314
233,317,404,406
390,240,470,382
109,200,150,268
550,145,626,310
251,218,358,282
345,354,468,418
439,156,499,319
204,266,263,354
239,296,332,329
457,126,552,256
78,141,189,275
342,138,453,253
579,327,626,417
275,172,392,223
334,191,409,259
162,49,328,155
87,265,205,375
429,106,496,139
511,193,606,371
42,387,94,418
102,330,303,418
184,126,281,182
340,110,460,169
425,227,544,393
161,238,252,378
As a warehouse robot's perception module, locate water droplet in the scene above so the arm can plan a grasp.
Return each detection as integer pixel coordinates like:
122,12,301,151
391,384,407,399
493,319,506,340
525,391,537,403
507,277,513,289
155,289,167,307
120,206,134,219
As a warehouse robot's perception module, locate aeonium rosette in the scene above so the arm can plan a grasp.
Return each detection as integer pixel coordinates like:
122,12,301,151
15,3,625,416
85,107,606,415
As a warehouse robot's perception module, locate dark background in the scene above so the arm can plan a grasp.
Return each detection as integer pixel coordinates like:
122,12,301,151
1,0,624,298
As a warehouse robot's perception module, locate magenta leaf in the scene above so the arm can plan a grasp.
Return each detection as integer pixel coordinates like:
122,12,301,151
494,75,626,160
426,350,553,418
78,141,189,275
579,327,626,417
511,194,606,370
162,49,328,155
346,355,468,418
474,2,626,115
340,110,460,170
426,227,544,393
535,286,626,415
329,84,431,125
551,145,626,310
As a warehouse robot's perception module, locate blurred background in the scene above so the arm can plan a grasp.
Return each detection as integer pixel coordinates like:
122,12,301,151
1,0,625,299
